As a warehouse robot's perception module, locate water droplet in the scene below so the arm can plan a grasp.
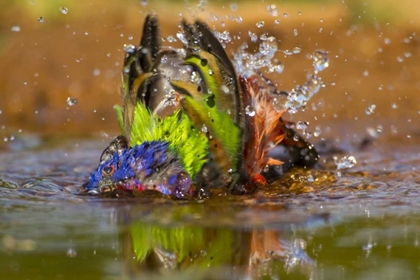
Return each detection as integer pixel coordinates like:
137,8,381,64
93,68,100,76
274,19,280,25
334,155,357,170
200,250,207,256
296,121,308,130
38,17,44,23
314,126,321,137
367,127,378,138
363,70,369,77
60,7,68,15
67,97,77,106
214,30,231,44
263,165,270,172
365,104,376,115
166,35,177,43
266,4,278,16
293,29,298,36
248,31,258,43
391,103,398,109
292,47,301,54
176,31,188,45
208,69,213,76
67,248,77,258
384,38,391,45
283,13,288,18
271,63,284,74
229,3,238,11
306,175,314,182
201,124,208,133
312,50,330,73
11,25,21,32
283,50,293,56
256,21,265,28
245,105,256,117
140,0,148,7
123,66,130,74
362,243,373,252
221,85,230,94
259,36,277,59
123,44,136,54
160,55,168,64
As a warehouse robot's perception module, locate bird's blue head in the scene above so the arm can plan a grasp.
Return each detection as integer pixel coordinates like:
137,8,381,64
83,136,194,199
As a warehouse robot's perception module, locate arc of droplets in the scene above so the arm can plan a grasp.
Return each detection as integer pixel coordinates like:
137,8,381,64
276,50,330,114
233,32,330,115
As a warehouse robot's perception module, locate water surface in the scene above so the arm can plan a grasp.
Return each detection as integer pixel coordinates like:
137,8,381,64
1,135,420,279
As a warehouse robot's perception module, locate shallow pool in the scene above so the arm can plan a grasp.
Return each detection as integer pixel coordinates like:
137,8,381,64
1,135,420,279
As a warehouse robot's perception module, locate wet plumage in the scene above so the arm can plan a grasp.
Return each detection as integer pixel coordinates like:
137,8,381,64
82,15,318,198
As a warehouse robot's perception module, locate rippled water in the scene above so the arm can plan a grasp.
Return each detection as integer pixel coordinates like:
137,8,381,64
1,135,420,279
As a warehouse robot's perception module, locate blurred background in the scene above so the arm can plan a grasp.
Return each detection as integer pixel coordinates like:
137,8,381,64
1,3,420,278
1,0,419,146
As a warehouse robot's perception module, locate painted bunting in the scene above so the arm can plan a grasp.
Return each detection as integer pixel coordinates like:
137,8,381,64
82,15,318,198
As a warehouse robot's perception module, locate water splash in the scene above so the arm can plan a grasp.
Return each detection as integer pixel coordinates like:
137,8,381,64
233,36,282,76
258,36,277,59
277,75,322,114
234,29,329,114
214,30,232,46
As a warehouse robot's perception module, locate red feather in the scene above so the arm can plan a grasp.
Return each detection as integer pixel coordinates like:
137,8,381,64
240,75,286,184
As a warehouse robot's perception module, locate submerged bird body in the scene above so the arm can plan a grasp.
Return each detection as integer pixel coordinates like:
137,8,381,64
87,138,192,198
83,15,318,198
